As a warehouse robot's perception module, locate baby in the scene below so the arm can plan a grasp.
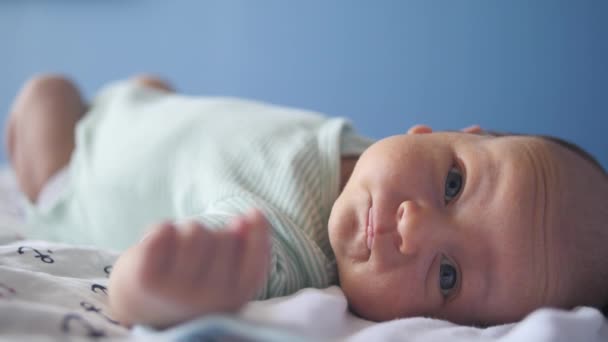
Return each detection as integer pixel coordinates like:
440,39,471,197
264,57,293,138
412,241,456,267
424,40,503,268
6,74,608,328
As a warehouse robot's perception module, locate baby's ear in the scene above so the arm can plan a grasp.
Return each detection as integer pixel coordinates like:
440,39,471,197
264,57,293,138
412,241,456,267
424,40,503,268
407,124,433,134
461,125,484,134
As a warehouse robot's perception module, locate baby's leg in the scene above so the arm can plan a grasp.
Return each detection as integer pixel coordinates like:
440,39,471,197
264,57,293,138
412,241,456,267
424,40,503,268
131,74,174,92
5,74,86,203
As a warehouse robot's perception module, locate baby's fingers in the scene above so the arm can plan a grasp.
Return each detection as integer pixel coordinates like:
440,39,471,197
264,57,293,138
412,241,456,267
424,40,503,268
235,210,271,299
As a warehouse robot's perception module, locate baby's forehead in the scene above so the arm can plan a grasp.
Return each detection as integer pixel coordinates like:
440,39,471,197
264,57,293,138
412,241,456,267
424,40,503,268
535,135,606,174
482,131,604,175
443,131,607,316
485,134,604,204
494,132,608,244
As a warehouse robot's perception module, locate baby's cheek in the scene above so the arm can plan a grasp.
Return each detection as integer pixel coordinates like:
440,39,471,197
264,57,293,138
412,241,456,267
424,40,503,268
339,270,418,322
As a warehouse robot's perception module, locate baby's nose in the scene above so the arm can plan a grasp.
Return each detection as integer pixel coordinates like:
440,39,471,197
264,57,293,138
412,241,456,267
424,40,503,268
395,200,431,256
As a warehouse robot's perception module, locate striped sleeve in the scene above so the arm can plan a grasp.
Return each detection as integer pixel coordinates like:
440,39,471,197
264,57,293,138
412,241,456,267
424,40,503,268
176,195,329,300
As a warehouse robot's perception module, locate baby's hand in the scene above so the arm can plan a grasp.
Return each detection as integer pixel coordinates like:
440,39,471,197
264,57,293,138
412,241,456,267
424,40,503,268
108,209,270,328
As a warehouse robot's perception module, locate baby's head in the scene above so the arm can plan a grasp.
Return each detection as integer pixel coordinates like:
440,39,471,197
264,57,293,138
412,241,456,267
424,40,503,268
328,125,608,326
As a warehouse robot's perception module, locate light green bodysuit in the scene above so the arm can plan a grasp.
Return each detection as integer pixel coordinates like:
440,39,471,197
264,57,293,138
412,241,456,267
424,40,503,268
24,80,373,299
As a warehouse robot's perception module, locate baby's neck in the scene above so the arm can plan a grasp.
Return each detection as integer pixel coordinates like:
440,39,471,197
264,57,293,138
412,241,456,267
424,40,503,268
339,156,359,193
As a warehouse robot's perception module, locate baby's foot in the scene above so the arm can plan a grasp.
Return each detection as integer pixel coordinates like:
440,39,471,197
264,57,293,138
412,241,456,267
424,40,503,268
108,210,270,328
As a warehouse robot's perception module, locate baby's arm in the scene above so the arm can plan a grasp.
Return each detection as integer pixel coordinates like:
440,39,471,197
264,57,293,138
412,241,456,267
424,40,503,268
108,210,270,328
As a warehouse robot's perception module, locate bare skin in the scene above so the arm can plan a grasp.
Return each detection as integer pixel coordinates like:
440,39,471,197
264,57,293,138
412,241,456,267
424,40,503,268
5,74,86,202
328,125,608,325
108,210,271,328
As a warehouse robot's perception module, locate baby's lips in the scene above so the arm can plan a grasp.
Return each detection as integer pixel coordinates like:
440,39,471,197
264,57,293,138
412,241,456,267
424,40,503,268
366,207,374,250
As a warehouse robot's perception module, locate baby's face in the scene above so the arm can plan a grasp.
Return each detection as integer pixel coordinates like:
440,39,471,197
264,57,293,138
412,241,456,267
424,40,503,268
329,131,567,325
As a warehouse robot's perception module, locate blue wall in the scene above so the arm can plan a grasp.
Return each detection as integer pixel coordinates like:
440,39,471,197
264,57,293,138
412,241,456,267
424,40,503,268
1,0,606,168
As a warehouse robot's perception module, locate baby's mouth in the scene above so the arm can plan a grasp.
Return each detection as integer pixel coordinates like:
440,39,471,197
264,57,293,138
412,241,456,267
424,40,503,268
366,207,374,250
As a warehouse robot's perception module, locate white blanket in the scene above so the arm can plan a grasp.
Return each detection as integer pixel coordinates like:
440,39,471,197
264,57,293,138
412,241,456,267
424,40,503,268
0,169,606,341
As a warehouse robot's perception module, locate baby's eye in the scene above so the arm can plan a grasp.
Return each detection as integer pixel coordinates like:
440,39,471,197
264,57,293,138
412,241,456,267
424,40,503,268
439,255,458,298
444,167,462,203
